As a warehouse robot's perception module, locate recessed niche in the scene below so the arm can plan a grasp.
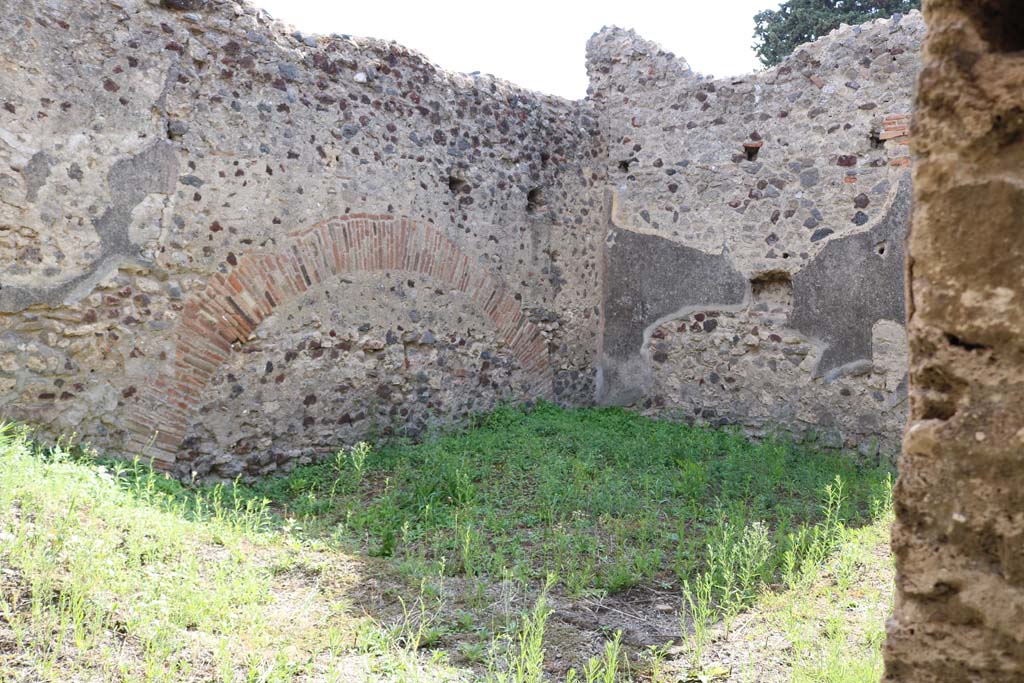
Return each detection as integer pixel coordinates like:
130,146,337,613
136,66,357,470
526,187,544,213
751,270,793,309
448,175,468,194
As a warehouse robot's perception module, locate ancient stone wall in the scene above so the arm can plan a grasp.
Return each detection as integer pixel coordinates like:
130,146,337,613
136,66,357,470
0,0,605,478
1,0,923,477
886,0,1024,679
586,15,922,453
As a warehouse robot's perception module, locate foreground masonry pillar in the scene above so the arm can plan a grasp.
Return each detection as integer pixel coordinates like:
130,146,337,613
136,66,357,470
885,1,1024,680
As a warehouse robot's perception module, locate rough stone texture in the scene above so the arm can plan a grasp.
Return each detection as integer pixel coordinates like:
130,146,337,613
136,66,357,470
184,269,534,479
122,214,557,472
0,0,922,475
885,1,1024,680
0,0,603,478
586,15,922,451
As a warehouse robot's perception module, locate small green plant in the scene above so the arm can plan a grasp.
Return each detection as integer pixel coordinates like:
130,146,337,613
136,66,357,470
460,639,488,664
458,519,483,576
331,441,372,497
566,631,624,683
783,475,849,589
644,643,669,682
348,441,371,478
682,571,717,670
782,526,810,589
675,458,708,501
870,472,894,523
486,577,555,683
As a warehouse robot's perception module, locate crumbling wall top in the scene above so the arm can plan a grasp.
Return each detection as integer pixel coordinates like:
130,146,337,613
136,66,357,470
585,11,924,99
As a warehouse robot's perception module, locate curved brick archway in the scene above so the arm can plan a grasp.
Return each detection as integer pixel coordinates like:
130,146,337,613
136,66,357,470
123,214,553,468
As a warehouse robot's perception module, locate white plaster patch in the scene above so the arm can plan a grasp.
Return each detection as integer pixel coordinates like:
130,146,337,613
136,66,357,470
872,319,908,392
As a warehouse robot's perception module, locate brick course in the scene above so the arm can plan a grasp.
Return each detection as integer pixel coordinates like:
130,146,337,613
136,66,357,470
124,215,553,468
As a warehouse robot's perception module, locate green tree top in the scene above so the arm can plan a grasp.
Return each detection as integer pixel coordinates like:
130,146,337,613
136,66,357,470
753,0,920,68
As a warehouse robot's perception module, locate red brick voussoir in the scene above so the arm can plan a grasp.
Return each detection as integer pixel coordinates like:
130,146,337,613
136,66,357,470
123,215,554,469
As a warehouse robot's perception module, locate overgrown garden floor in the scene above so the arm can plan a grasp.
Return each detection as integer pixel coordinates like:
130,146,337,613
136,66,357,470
0,405,894,682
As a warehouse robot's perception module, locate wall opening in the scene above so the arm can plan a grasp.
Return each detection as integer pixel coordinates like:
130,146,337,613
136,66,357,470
743,141,763,162
750,270,793,309
526,187,545,213
448,175,468,194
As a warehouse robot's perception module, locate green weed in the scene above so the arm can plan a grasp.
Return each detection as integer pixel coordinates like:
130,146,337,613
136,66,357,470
0,406,896,682
242,403,892,601
485,577,554,683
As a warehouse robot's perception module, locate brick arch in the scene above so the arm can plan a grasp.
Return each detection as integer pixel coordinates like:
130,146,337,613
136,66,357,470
123,214,553,468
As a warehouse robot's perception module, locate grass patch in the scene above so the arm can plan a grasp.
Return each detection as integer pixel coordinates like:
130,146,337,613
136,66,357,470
244,403,892,598
673,509,895,682
0,404,896,681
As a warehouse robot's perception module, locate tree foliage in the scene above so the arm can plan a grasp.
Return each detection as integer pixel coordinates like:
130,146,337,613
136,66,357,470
753,0,921,68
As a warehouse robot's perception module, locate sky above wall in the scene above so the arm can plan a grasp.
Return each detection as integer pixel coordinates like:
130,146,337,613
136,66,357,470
254,0,781,100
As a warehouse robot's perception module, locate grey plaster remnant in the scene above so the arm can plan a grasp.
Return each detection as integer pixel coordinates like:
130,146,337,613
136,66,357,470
597,214,747,406
0,141,178,312
791,172,911,377
21,151,53,202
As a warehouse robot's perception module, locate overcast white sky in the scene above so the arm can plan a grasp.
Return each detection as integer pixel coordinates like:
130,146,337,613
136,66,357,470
254,0,781,99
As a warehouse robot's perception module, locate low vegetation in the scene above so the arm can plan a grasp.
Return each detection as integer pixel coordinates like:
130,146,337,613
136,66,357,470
0,405,895,681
